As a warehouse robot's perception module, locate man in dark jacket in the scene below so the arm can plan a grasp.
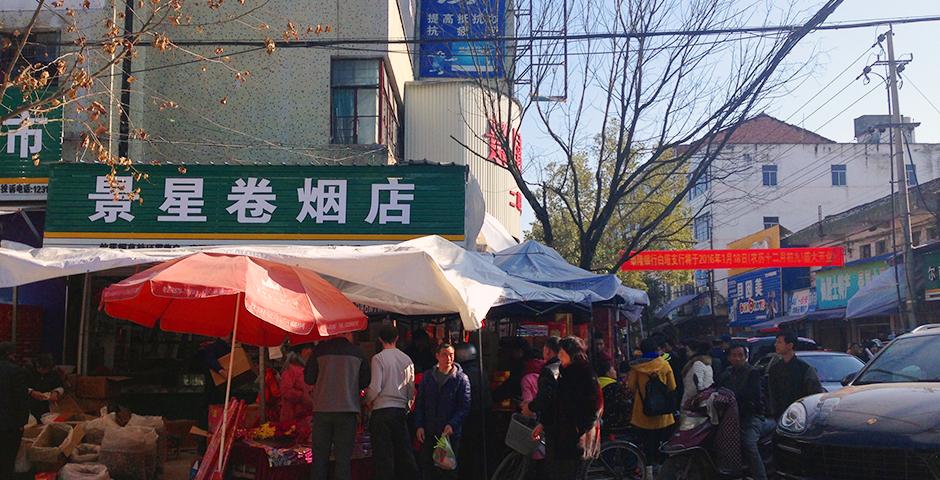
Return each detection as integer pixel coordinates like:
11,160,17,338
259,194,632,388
28,353,64,418
0,342,29,479
767,332,823,418
720,343,773,480
415,343,471,480
522,336,560,420
305,334,370,480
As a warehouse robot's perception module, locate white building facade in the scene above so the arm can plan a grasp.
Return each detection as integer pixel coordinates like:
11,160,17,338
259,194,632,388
686,114,940,295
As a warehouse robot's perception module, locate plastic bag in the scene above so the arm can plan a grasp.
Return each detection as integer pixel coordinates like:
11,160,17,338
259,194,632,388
84,415,120,445
59,463,111,480
15,435,34,473
432,435,457,471
71,443,101,463
99,426,158,480
28,423,73,466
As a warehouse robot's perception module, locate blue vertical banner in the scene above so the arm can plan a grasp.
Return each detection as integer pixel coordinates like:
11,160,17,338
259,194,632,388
418,0,506,78
728,268,783,327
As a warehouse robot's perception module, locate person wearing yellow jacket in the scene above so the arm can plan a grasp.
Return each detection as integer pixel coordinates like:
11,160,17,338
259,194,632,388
627,338,677,466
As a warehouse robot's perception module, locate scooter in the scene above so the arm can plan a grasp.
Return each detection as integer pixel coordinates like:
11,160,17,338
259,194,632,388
657,407,773,480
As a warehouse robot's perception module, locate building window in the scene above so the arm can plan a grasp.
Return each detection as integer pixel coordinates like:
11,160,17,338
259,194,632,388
0,31,60,82
913,230,922,246
762,165,778,186
860,244,872,259
906,164,918,185
763,216,779,230
875,240,887,255
831,164,847,186
694,214,711,242
687,169,709,201
330,58,401,155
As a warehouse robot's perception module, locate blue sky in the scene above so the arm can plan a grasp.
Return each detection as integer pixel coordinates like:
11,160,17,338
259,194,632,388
517,0,940,232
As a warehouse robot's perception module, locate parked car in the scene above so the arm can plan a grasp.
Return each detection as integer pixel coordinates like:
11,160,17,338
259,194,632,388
746,336,818,364
756,351,865,392
774,324,940,480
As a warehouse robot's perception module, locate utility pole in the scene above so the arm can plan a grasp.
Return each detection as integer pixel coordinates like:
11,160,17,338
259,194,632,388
885,28,918,330
117,0,135,160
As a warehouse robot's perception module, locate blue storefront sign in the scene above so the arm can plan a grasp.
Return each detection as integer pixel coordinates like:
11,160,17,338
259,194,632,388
728,268,783,326
418,0,506,78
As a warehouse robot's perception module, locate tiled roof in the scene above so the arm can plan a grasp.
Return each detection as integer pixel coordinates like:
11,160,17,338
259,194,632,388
717,113,834,144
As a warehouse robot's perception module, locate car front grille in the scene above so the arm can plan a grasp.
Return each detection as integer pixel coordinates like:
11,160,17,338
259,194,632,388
776,440,934,480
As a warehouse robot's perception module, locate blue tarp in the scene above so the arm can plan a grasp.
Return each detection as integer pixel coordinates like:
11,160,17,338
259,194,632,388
655,293,701,320
492,240,649,306
803,308,846,322
846,264,905,319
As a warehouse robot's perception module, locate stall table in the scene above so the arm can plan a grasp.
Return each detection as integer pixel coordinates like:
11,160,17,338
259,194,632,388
230,439,372,480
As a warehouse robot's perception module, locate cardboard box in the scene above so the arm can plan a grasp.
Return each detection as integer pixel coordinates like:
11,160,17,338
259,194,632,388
76,397,109,415
75,376,130,399
209,346,253,386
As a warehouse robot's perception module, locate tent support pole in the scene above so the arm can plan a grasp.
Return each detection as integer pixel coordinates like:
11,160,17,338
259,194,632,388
259,346,267,423
219,292,241,472
475,329,487,480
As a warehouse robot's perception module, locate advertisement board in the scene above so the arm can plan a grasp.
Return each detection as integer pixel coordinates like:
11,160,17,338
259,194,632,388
418,0,506,78
728,268,783,326
0,87,63,200
815,260,888,310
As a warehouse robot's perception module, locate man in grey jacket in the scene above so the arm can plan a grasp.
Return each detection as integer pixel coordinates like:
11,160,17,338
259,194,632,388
305,334,370,480
365,324,418,480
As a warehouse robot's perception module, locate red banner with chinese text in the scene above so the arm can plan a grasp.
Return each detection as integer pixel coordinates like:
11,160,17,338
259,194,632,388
620,248,844,271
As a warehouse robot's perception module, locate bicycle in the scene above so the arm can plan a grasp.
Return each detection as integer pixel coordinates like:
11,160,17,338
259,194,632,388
490,414,541,480
581,428,647,480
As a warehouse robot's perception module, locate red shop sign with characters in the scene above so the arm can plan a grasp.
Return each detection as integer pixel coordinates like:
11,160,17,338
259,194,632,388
620,247,844,271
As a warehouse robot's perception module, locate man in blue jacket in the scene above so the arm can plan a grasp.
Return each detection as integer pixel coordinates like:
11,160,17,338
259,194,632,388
415,343,471,480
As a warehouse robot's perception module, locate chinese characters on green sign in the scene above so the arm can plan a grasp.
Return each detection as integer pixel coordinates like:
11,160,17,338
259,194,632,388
815,260,887,310
1,88,63,200
45,163,467,247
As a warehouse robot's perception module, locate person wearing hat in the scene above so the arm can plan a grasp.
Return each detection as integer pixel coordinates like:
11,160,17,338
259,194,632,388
0,342,30,479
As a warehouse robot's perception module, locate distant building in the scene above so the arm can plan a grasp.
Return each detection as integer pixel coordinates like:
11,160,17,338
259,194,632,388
684,113,940,306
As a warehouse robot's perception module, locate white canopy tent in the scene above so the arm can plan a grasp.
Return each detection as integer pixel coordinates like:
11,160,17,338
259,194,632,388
0,235,623,331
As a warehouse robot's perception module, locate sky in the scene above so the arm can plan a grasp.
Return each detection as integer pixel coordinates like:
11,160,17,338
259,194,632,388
517,0,940,232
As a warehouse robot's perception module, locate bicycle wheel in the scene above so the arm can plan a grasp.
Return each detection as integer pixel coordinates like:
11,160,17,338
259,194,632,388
491,451,530,480
582,440,645,480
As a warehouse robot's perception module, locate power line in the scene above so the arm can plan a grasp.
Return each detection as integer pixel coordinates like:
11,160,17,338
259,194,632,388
46,14,940,48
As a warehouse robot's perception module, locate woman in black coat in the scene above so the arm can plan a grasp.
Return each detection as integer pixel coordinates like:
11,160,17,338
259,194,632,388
532,336,602,479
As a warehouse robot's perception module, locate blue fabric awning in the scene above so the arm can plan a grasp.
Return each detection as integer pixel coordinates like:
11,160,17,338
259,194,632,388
803,308,845,322
846,264,905,319
492,240,649,306
655,293,701,319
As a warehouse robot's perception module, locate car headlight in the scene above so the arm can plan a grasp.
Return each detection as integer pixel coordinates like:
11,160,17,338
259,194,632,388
779,402,808,433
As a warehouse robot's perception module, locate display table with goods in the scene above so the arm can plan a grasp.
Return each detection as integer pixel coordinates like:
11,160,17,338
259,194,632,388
226,418,373,480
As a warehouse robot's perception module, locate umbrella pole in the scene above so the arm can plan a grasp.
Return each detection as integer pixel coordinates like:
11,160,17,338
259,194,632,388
259,347,267,423
219,292,241,472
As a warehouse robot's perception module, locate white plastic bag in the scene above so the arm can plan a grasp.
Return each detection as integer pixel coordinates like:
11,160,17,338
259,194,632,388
59,463,111,480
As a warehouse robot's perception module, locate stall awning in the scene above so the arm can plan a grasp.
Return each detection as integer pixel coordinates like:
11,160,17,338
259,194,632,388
492,240,648,306
655,293,701,320
0,235,598,332
846,264,905,319
803,308,846,322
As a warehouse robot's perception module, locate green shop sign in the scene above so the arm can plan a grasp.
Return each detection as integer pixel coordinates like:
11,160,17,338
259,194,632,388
922,251,940,302
1,87,64,200
815,259,888,310
44,163,467,247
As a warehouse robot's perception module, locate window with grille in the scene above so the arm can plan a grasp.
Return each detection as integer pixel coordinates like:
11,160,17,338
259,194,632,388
330,58,402,157
694,214,711,242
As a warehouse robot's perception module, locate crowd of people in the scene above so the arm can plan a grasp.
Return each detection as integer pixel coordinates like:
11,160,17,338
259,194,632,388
622,331,825,479
1,325,846,480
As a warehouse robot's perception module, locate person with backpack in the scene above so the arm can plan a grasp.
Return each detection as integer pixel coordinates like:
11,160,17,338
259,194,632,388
627,338,677,466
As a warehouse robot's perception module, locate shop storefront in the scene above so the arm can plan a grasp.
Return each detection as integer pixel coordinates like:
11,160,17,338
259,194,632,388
813,255,893,348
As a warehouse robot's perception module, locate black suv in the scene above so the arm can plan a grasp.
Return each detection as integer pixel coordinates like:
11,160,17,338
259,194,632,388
774,324,940,480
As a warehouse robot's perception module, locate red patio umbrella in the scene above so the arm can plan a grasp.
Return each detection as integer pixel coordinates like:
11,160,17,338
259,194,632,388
100,252,367,472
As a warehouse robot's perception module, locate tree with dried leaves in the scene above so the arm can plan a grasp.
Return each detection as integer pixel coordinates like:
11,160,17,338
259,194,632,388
460,0,845,273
